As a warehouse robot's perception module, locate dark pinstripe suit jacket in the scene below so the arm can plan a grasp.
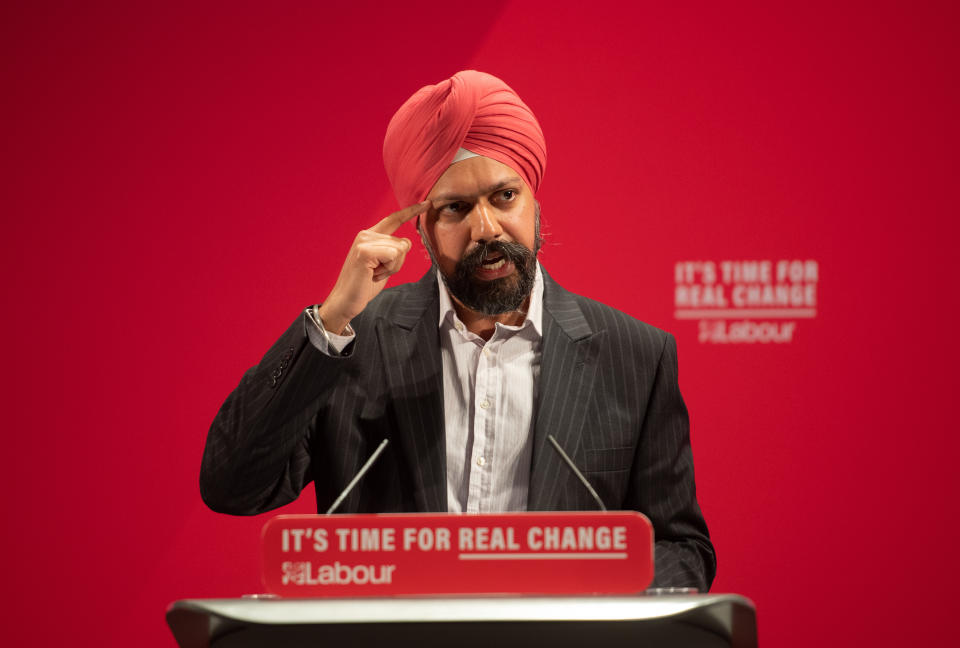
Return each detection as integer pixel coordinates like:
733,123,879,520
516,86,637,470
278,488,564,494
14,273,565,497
201,269,716,590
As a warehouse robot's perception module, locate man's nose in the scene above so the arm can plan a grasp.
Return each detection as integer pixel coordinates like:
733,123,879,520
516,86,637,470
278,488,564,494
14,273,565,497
468,202,503,242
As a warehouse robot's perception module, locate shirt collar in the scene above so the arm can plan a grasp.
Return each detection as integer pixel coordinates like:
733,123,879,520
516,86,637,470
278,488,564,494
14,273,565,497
437,262,544,338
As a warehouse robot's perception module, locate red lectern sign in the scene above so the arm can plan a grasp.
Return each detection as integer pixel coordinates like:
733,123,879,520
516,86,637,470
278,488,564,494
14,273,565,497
262,512,653,597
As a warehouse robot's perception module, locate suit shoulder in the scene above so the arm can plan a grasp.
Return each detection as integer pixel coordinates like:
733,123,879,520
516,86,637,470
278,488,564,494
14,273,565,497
365,280,424,311
564,289,673,349
352,272,437,328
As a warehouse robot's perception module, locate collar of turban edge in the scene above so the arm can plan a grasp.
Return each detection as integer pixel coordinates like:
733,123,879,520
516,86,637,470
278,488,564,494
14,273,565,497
383,70,547,210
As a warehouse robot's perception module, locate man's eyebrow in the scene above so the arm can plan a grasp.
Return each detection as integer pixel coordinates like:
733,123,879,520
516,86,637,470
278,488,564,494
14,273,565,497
433,177,523,203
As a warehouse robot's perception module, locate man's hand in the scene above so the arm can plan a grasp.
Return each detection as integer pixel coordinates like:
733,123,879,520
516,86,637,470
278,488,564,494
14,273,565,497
317,200,430,335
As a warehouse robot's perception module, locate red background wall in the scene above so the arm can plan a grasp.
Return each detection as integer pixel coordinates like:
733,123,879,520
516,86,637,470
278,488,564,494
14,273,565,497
3,1,957,645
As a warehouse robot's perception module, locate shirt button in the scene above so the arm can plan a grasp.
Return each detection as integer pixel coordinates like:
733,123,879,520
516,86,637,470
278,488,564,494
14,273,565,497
477,456,486,466
455,321,464,331
479,399,491,409
482,347,491,357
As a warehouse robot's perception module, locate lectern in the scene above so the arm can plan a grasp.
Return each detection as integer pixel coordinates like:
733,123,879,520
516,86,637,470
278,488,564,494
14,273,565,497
171,513,753,646
166,593,757,648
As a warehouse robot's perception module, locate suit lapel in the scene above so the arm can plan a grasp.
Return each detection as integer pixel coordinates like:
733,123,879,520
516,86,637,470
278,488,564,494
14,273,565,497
528,273,605,511
376,271,447,512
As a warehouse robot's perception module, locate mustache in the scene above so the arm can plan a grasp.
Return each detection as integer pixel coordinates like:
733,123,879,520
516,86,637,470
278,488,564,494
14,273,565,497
458,239,534,273
443,237,538,316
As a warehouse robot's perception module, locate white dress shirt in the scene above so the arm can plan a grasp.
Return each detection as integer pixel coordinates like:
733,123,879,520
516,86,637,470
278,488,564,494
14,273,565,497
438,265,543,512
306,264,544,513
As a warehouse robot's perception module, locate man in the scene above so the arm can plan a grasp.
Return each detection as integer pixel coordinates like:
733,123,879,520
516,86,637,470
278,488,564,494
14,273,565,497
201,71,715,591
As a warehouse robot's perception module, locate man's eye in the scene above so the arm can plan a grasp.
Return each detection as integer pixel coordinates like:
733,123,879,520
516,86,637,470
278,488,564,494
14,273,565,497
499,189,516,201
441,202,466,214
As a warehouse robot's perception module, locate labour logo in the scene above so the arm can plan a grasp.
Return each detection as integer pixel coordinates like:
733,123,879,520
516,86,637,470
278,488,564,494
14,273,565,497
673,259,818,344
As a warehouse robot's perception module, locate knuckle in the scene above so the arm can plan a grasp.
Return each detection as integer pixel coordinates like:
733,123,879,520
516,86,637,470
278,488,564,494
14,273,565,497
354,245,373,261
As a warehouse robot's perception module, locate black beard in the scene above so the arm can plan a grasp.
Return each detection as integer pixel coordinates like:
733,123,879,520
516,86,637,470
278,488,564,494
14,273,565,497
442,238,538,315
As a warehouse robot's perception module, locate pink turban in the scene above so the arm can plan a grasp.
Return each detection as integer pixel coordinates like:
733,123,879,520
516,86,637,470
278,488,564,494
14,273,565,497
383,70,547,208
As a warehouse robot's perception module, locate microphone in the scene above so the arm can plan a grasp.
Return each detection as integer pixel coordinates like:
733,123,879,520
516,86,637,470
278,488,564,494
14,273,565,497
547,434,607,511
325,438,390,515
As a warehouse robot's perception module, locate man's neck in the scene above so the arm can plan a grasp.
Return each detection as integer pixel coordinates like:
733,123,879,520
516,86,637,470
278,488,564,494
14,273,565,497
452,296,530,341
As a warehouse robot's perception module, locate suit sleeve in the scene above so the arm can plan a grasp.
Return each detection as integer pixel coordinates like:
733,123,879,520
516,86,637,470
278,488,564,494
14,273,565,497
629,332,716,591
199,311,355,515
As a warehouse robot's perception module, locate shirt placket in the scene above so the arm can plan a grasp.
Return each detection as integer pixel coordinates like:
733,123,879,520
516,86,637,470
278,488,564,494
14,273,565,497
467,335,498,512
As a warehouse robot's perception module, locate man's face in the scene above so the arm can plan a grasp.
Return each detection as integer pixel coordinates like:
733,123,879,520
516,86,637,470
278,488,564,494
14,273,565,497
420,156,540,315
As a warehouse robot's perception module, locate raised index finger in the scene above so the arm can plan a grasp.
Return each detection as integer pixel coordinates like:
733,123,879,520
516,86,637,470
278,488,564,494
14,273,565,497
369,200,431,235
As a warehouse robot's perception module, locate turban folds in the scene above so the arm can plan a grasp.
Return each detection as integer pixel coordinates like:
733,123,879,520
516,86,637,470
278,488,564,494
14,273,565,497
383,70,547,209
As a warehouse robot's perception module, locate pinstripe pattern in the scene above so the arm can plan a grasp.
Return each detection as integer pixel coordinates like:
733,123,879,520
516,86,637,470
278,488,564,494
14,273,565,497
201,268,715,591
532,280,715,589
